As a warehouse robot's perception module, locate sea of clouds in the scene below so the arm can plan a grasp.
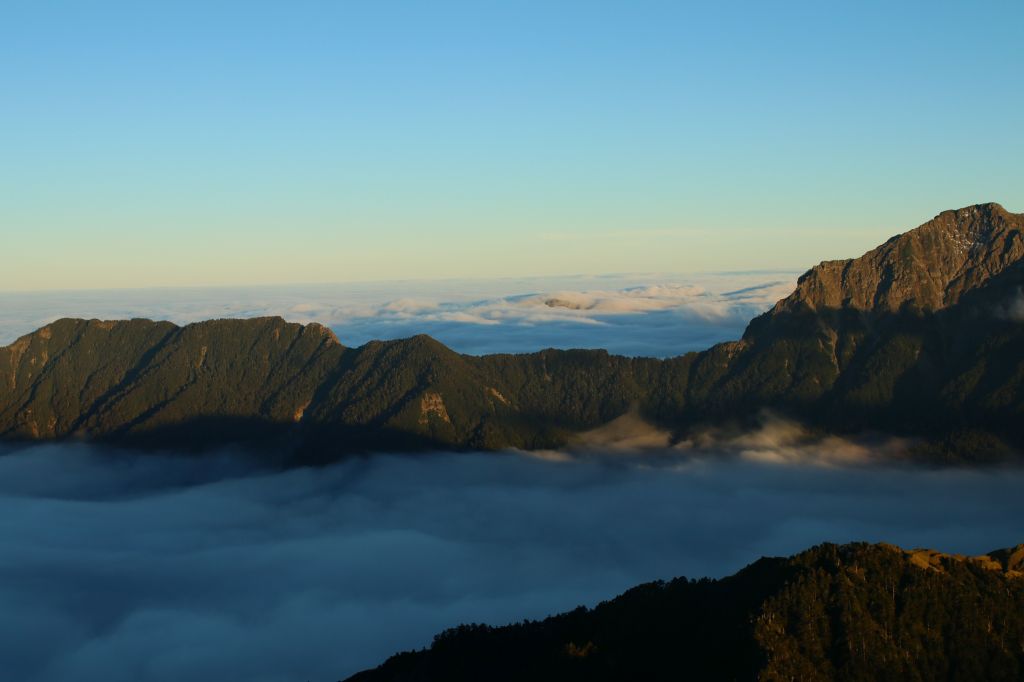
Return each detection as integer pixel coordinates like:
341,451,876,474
4,273,1021,682
0,272,798,357
1,441,1022,682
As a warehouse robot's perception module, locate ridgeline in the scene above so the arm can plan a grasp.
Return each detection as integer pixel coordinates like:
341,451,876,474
2,203,1023,463
346,541,1024,682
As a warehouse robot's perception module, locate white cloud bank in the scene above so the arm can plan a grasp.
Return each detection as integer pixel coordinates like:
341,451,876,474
0,272,798,357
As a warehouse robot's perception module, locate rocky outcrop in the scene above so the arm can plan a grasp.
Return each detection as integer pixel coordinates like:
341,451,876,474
773,203,1024,315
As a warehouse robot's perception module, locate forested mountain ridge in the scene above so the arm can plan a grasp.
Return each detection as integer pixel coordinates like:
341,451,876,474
345,541,1024,682
2,203,1023,462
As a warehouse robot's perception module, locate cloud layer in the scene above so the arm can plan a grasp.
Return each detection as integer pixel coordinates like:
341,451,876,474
570,410,911,467
1,443,1021,681
998,287,1024,321
0,272,797,357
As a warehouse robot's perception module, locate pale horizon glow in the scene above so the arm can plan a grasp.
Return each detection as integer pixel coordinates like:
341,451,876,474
2,1,1022,291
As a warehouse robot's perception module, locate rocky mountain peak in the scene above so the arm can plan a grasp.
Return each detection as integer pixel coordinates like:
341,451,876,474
772,202,1024,315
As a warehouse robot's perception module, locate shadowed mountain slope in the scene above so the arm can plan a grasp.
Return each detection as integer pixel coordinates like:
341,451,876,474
2,204,1023,462
345,541,1024,682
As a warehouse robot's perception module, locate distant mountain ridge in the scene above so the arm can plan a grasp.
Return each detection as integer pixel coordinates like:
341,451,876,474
2,203,1023,462
346,540,1024,681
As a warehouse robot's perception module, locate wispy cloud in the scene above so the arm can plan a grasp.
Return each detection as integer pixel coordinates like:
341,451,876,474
567,410,910,467
998,288,1024,321
682,412,912,466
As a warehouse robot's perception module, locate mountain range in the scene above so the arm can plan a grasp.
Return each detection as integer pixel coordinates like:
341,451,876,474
345,540,1024,681
2,203,1023,463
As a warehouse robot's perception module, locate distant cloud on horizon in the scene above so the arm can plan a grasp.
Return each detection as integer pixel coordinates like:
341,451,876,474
0,272,798,357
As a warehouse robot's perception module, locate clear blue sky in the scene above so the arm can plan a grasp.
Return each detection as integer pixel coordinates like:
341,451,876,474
2,0,1022,290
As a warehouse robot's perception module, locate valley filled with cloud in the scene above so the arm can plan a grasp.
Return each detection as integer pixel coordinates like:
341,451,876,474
5,272,1020,681
1,441,1021,681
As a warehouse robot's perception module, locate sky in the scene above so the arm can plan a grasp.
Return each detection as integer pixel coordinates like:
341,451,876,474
2,0,1022,291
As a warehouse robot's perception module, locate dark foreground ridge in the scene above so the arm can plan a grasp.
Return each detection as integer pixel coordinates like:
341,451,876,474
346,541,1024,682
2,203,1024,463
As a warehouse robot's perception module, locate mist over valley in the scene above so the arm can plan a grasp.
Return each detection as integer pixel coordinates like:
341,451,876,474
2,441,1021,681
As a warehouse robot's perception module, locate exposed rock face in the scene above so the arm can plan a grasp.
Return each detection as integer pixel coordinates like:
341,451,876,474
989,544,1024,576
1,203,1023,462
774,203,1024,315
418,392,451,425
718,202,1024,460
898,543,1024,578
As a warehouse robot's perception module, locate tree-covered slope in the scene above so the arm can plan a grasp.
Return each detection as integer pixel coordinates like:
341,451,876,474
0,317,344,449
2,204,1023,461
345,541,1024,682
